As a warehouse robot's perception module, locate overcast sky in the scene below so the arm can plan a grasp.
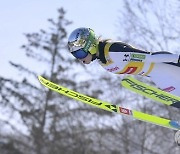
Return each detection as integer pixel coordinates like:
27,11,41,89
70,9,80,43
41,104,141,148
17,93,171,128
0,0,122,78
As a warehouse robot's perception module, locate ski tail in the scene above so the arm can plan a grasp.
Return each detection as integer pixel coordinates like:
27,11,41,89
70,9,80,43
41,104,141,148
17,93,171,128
38,75,180,130
121,77,180,109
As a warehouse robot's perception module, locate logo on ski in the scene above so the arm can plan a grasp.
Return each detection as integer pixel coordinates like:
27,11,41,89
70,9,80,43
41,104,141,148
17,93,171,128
163,86,175,92
122,78,180,108
40,77,119,113
119,107,132,115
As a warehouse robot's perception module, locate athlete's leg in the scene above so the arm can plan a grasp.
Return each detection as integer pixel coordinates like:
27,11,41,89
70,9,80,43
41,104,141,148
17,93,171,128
150,63,180,96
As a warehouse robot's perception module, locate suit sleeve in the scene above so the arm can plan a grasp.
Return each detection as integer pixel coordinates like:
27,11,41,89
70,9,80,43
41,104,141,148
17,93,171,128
109,42,180,63
146,52,179,63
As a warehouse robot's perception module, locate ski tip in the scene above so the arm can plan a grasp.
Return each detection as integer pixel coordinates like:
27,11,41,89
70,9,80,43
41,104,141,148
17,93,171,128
38,75,45,81
169,121,180,130
38,75,42,84
37,75,46,85
38,75,42,79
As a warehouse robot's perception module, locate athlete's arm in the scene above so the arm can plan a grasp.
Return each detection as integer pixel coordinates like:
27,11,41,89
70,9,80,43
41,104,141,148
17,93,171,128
145,52,179,63
110,42,180,63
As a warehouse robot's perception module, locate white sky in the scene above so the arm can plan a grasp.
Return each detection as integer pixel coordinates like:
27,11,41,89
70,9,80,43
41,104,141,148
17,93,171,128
0,0,122,78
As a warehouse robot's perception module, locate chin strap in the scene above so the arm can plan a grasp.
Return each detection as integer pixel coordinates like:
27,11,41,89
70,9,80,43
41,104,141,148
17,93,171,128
91,54,97,61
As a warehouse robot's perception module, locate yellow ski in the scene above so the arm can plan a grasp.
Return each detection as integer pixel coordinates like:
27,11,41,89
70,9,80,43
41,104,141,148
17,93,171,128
38,75,180,130
121,77,180,109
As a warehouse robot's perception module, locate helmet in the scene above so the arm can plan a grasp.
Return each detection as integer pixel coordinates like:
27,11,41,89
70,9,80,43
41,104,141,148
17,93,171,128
68,28,99,59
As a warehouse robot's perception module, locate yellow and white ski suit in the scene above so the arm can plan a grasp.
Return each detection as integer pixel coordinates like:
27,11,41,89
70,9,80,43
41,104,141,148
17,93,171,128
97,41,180,96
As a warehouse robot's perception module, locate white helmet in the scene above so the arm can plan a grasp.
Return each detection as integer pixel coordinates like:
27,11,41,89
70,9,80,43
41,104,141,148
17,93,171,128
68,28,99,59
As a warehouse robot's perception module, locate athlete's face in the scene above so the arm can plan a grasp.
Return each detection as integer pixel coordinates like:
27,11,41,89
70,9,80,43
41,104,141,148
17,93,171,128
79,53,93,64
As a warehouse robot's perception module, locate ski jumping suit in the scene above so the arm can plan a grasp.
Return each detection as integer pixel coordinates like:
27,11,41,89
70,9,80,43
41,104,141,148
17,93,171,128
97,41,180,96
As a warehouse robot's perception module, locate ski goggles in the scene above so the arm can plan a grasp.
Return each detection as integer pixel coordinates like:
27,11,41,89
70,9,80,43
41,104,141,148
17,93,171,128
72,49,88,59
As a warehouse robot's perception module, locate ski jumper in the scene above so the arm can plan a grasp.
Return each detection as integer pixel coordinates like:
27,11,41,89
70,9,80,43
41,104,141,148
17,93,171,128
97,41,180,96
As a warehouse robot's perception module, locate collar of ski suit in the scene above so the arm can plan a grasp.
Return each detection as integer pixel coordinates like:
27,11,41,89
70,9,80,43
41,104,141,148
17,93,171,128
97,41,113,64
